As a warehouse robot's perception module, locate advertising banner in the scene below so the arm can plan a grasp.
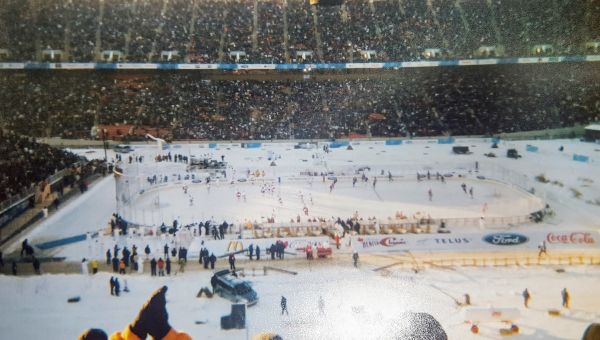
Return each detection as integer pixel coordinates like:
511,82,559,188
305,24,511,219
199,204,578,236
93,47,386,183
351,230,599,253
188,236,330,256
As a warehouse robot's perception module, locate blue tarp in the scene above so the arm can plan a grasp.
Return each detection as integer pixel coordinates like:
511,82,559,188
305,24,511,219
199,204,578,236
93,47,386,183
385,140,403,145
208,143,217,148
526,145,539,152
572,154,589,163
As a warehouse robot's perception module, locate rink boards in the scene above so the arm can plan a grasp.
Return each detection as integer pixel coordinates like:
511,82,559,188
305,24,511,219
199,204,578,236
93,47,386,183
351,230,600,253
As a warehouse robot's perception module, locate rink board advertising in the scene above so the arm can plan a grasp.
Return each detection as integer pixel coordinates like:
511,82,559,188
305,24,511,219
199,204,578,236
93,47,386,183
351,230,599,253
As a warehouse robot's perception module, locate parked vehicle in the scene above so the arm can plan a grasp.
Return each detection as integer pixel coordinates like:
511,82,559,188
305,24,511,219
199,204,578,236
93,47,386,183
212,269,258,306
113,144,133,153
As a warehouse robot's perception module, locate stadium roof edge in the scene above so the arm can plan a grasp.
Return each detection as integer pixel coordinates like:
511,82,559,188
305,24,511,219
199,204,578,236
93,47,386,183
0,55,599,70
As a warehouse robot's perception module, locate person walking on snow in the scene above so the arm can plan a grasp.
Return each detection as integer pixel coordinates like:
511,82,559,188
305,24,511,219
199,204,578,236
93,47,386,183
281,296,289,315
157,258,165,276
119,259,126,274
106,249,111,265
110,277,115,295
538,241,547,257
353,251,359,267
428,189,433,201
209,253,217,269
522,288,531,308
114,277,120,297
248,244,254,260
150,258,157,276
229,254,236,271
81,258,89,275
178,258,186,273
561,288,570,308
32,256,41,274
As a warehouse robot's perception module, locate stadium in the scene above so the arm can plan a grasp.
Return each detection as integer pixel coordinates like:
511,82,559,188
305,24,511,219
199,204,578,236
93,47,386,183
1,0,600,339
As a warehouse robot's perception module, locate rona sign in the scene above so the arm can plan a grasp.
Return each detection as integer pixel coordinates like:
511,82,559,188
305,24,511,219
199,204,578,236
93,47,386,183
483,233,529,246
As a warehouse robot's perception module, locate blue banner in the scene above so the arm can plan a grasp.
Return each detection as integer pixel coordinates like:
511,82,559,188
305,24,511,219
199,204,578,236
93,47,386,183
329,141,350,148
242,143,261,148
36,234,87,250
438,137,455,144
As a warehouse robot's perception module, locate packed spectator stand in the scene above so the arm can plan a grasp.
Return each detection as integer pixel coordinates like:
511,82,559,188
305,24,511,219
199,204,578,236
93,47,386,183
0,0,598,63
0,130,82,203
0,62,599,143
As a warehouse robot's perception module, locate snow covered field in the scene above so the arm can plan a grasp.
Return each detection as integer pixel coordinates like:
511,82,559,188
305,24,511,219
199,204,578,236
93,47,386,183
1,138,599,339
0,262,598,339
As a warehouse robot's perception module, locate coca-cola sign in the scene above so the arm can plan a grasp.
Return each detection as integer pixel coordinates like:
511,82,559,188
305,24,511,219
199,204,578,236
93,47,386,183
483,233,528,246
546,232,595,244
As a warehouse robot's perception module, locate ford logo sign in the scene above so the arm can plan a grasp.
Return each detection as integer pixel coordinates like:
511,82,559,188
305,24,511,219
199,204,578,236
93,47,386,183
483,233,529,246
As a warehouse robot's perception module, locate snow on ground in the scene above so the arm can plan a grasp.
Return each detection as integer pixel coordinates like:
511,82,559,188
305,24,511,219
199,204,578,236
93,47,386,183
0,263,598,339
1,138,599,339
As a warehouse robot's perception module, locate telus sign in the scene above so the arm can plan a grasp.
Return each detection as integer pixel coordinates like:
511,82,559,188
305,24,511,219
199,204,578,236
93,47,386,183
483,233,529,246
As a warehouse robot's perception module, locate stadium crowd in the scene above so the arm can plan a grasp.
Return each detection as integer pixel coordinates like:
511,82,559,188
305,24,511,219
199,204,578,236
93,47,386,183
0,130,82,202
1,63,599,142
0,0,597,63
